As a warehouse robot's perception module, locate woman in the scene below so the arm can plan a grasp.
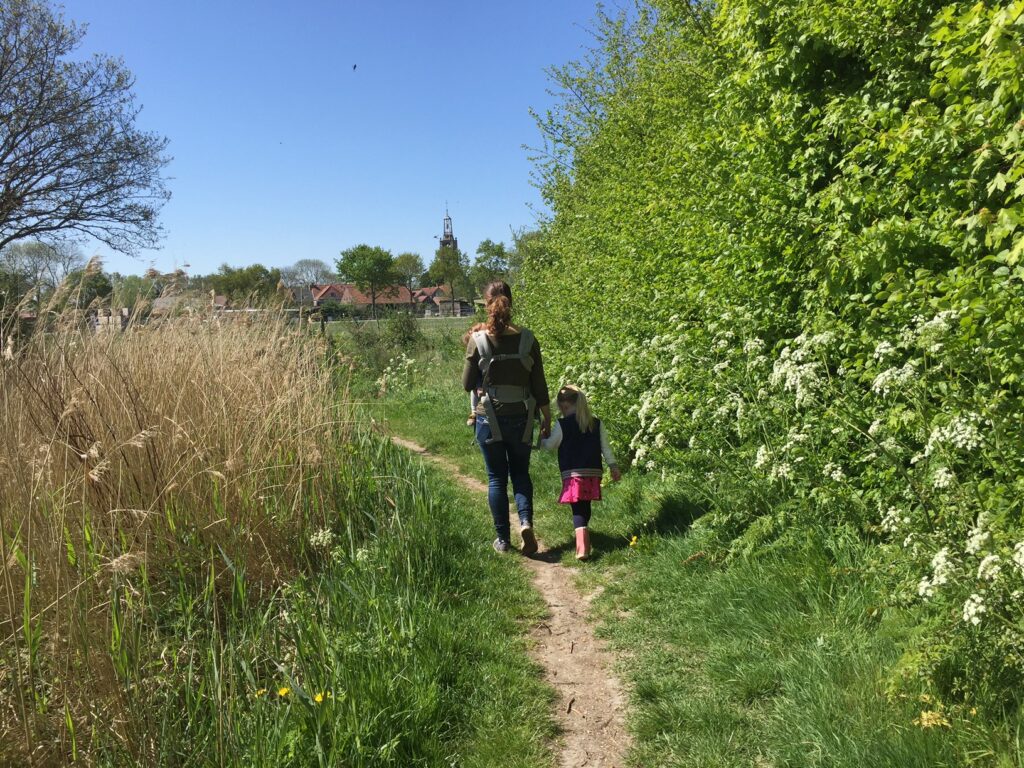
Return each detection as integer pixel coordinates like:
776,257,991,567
464,281,551,554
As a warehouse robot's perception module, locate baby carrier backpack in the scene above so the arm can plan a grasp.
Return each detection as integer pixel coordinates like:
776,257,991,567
472,328,536,444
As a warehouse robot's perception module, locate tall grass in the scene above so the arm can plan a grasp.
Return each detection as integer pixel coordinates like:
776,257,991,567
0,310,350,762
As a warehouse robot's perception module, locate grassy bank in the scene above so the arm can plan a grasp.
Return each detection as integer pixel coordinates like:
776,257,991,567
0,317,551,766
353,323,1023,767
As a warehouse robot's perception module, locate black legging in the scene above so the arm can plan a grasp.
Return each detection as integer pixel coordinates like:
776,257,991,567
571,500,592,529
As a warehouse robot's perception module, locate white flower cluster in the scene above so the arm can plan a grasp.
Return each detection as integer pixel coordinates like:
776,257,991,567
977,554,1001,582
754,445,770,470
1014,542,1024,575
880,506,911,534
871,361,919,396
966,521,990,554
823,462,846,482
873,340,896,362
913,310,959,354
924,413,984,457
770,344,824,408
377,353,417,394
918,547,953,599
309,527,335,551
931,467,955,490
962,593,986,626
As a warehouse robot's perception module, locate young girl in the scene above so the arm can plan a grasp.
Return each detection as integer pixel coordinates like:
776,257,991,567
462,322,487,426
541,385,621,560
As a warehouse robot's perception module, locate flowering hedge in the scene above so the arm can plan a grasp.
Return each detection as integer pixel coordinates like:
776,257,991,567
524,0,1024,710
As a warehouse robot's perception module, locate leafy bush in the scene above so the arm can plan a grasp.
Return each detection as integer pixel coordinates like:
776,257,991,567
382,311,425,351
524,0,1024,712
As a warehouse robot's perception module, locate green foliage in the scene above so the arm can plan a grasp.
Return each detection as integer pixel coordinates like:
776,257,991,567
427,245,471,304
523,0,1024,714
393,252,425,296
470,239,511,294
382,311,426,351
337,244,398,318
203,262,283,303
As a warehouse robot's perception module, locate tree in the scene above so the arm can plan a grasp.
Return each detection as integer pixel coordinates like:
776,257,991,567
281,258,336,286
336,244,396,319
0,240,84,305
0,1,170,253
204,263,282,304
111,273,158,309
62,263,113,309
427,245,469,315
393,252,424,309
471,239,511,294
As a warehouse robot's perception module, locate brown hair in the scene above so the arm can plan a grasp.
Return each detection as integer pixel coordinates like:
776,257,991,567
483,281,513,337
557,385,594,432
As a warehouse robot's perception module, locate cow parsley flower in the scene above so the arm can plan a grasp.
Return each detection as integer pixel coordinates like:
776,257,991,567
873,340,896,362
977,554,1001,582
924,414,983,457
823,462,846,482
1013,542,1024,575
962,593,986,626
919,547,953,599
931,467,955,490
871,362,919,396
966,526,990,555
754,445,770,470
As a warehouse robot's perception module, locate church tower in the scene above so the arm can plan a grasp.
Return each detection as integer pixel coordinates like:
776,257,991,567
439,209,458,251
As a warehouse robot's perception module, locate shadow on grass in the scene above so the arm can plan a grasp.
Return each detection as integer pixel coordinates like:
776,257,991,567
650,491,707,536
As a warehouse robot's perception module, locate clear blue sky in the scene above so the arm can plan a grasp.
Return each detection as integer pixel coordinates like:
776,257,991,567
61,0,603,277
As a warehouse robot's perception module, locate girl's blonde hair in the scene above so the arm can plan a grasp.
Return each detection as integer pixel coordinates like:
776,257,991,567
557,385,594,432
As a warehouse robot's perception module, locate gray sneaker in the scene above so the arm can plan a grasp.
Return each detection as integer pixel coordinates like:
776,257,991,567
519,524,538,557
493,538,511,554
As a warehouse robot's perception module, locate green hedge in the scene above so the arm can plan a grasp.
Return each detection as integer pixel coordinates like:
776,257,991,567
523,0,1024,713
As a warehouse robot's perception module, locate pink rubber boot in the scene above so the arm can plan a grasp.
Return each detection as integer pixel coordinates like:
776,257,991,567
575,527,591,561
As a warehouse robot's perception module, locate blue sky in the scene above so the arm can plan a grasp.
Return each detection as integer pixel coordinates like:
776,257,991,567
61,0,603,277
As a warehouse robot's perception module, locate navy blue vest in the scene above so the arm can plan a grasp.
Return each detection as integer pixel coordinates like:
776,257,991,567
557,414,603,479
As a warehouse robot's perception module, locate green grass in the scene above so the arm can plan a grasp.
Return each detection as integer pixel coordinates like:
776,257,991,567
91,433,554,767
357,338,1024,768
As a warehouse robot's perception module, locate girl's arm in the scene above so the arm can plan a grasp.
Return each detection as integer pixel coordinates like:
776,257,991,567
540,420,562,451
600,422,622,481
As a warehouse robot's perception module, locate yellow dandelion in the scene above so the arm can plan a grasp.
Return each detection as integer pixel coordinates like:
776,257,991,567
254,688,267,698
314,692,324,703
277,687,290,698
629,535,638,547
913,710,950,729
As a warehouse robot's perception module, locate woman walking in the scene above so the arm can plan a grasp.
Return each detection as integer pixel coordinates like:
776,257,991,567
464,281,551,554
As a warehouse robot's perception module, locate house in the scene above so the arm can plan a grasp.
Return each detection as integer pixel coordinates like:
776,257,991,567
310,283,414,310
413,285,448,305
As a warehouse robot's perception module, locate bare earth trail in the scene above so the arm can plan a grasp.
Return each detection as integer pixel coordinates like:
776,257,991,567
391,436,631,768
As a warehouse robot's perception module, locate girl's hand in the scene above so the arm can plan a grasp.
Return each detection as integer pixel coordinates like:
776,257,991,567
611,467,622,483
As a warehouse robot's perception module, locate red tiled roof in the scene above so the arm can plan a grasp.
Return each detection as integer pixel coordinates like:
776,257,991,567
312,283,413,305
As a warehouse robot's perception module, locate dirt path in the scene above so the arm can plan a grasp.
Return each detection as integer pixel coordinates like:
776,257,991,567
391,436,631,768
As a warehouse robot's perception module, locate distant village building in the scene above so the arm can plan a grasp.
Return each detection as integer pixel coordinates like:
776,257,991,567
310,283,414,310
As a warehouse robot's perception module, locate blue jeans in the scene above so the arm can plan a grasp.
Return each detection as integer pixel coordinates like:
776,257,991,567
476,414,534,543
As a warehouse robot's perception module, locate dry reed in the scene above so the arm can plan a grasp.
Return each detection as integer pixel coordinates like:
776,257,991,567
0,306,344,765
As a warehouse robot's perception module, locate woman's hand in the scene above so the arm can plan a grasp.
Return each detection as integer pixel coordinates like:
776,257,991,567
611,466,623,483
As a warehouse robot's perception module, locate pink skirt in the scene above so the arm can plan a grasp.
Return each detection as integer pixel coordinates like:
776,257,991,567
559,476,603,504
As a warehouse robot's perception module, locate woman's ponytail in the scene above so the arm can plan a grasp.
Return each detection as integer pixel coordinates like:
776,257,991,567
484,281,513,337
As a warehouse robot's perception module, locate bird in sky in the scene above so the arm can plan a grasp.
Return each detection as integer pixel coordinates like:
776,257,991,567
352,64,357,71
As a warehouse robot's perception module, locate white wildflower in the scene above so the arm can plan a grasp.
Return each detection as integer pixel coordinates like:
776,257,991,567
823,462,846,482
931,467,954,490
924,414,983,457
966,527,990,555
1013,542,1024,574
868,420,883,437
978,554,1001,582
962,593,986,626
712,360,731,373
754,445,770,470
873,340,895,362
309,527,335,551
770,462,793,481
871,361,919,396
743,338,765,355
